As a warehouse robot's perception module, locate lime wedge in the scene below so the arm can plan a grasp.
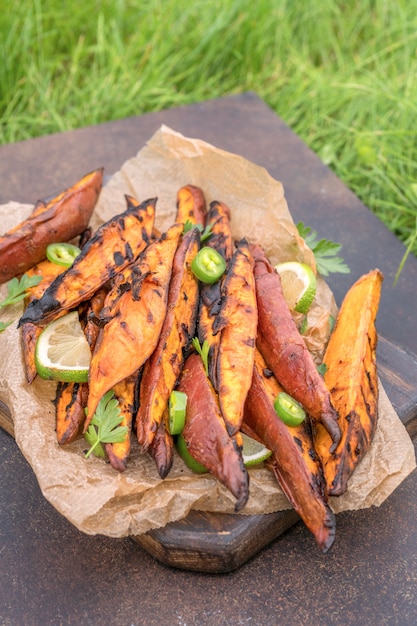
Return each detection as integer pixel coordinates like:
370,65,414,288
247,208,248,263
241,432,272,467
275,261,317,314
35,311,91,383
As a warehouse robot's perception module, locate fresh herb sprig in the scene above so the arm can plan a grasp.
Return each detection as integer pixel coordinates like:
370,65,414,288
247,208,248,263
0,274,43,308
84,391,128,459
183,220,213,243
297,222,350,277
0,274,43,332
192,337,210,376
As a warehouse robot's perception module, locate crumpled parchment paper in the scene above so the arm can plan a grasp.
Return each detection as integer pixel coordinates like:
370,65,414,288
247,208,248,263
0,125,415,538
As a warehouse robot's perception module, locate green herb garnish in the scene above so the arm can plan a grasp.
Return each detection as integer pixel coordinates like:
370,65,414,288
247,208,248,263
183,220,213,242
84,391,128,459
317,362,328,376
0,274,43,332
297,222,350,277
192,337,210,377
0,274,43,308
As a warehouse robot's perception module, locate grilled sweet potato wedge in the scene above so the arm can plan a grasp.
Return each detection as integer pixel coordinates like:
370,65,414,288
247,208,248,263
0,168,103,284
211,239,257,436
55,381,89,445
147,410,175,479
175,185,207,226
136,227,200,452
243,349,335,552
314,269,383,496
20,259,66,383
252,244,340,449
54,287,108,444
18,195,156,327
177,353,249,512
105,374,139,472
197,200,234,389
85,223,183,426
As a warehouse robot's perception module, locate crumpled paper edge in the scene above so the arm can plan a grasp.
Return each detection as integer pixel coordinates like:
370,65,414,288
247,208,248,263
0,125,415,538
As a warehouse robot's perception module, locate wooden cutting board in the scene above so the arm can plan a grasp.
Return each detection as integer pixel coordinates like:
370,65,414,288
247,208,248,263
2,334,417,573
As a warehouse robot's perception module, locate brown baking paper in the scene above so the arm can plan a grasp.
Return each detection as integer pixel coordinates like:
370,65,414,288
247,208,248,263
0,126,415,538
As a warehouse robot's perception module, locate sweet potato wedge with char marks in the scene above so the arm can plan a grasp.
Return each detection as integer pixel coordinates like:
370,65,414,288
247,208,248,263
80,287,109,350
18,195,156,328
147,410,175,479
105,374,139,472
55,381,89,445
243,349,336,553
314,269,383,496
211,239,257,436
197,201,233,389
55,287,108,444
252,244,340,449
136,227,200,452
20,259,66,383
0,168,103,284
85,223,183,428
175,185,206,226
177,353,249,512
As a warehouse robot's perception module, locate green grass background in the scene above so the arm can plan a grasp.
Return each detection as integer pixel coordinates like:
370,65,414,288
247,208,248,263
1,0,416,259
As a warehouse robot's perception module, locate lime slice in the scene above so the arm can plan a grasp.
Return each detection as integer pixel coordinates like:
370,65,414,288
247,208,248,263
175,432,272,473
275,261,317,314
241,432,272,467
35,311,91,383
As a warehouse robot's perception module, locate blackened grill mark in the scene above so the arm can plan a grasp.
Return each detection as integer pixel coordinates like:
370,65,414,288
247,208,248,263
113,251,125,266
87,312,108,328
293,436,303,450
125,241,134,261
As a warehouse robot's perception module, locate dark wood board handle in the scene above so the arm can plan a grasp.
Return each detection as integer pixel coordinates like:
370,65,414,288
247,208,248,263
2,333,417,573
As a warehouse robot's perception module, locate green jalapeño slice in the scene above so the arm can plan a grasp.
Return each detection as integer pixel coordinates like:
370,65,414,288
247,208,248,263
191,246,227,284
46,243,81,268
274,392,306,427
175,434,208,473
168,390,187,435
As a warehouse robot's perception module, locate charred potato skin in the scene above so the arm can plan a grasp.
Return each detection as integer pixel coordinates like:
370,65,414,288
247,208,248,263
175,185,207,226
136,227,201,452
252,244,341,448
18,195,156,328
85,223,183,427
243,350,336,553
314,269,383,496
177,353,249,512
197,200,234,389
212,239,257,436
0,168,103,284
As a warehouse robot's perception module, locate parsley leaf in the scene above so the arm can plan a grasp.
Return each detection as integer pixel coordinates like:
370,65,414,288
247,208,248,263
192,337,210,376
0,273,43,333
183,221,213,242
84,391,128,459
0,274,43,308
297,222,350,277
